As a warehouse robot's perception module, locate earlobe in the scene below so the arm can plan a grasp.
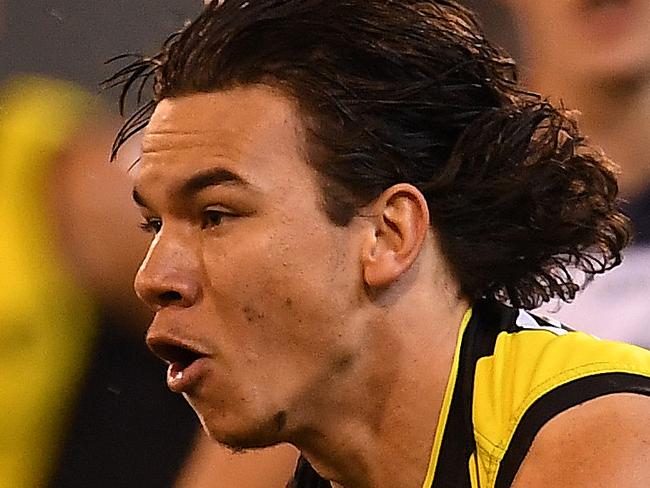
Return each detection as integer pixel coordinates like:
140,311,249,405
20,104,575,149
361,184,430,288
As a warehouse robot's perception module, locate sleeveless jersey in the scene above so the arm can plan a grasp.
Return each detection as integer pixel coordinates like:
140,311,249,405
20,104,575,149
290,299,650,487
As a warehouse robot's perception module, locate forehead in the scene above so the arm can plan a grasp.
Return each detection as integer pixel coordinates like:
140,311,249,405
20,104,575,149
138,85,316,194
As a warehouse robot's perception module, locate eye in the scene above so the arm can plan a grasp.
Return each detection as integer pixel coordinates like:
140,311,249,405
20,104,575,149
201,209,227,229
139,217,162,234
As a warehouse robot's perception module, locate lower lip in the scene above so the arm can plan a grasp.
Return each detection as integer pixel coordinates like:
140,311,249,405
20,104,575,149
166,357,209,393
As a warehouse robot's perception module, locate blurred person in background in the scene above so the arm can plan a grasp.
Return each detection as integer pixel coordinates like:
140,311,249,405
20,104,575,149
505,0,650,347
0,75,197,487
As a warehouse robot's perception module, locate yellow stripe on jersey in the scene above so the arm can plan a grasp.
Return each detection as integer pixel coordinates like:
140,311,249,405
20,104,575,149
420,307,473,488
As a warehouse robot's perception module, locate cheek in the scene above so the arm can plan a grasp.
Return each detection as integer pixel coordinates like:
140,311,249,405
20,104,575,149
200,223,357,346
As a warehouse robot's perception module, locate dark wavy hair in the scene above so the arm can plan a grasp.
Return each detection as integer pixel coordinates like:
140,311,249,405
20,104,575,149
106,0,631,309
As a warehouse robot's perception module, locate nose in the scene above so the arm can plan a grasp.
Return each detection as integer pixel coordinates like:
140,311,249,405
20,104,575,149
134,232,202,311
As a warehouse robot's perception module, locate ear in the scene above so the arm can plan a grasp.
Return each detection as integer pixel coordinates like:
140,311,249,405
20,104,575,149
361,183,430,288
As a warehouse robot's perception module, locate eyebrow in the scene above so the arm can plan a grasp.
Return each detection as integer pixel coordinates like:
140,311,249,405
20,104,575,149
132,167,252,208
178,167,250,198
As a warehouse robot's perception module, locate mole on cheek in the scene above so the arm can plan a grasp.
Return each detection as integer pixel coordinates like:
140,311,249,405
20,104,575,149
243,305,265,322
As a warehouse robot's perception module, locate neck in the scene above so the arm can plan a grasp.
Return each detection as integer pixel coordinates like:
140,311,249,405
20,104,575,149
529,65,650,199
288,288,469,488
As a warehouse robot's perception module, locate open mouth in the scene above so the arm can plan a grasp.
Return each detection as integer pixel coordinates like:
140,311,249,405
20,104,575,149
148,340,205,370
147,338,209,392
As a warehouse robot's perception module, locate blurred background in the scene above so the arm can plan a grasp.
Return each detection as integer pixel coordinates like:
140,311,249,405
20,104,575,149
1,1,648,487
1,2,203,488
0,0,200,91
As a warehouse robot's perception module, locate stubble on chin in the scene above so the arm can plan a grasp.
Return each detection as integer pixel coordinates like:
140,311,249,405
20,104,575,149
201,408,291,452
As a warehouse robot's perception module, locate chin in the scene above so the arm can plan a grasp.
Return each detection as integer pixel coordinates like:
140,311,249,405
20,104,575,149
198,407,289,451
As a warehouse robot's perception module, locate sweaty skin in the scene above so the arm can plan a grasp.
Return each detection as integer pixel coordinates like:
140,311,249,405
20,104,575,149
135,85,371,447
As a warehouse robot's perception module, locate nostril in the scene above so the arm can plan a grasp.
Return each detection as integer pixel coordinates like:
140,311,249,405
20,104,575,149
159,290,184,306
136,276,201,310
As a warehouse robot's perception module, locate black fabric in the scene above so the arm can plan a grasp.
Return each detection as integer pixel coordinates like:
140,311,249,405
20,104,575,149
431,300,509,488
623,188,650,245
289,456,332,488
48,312,198,488
494,373,650,488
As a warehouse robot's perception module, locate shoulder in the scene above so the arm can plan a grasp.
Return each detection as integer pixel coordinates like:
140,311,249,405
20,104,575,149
481,308,650,394
511,393,650,488
474,305,650,425
470,304,650,486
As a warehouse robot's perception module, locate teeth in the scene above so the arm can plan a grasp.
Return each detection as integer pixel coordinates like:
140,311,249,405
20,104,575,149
167,362,186,386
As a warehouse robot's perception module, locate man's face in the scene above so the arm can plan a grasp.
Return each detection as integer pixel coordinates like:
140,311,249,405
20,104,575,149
134,86,367,448
507,0,650,82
